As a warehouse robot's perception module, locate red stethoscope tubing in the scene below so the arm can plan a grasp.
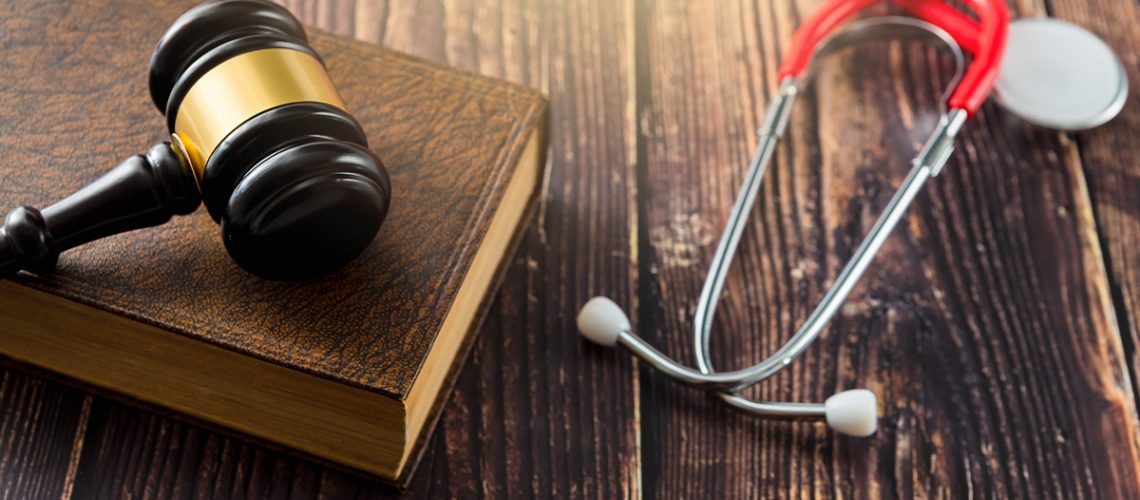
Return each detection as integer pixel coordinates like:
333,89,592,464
777,0,1008,116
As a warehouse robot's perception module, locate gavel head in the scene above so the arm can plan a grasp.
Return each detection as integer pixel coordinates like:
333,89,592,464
148,0,390,280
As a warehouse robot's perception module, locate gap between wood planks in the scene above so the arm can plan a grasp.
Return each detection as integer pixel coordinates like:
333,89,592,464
35,0,1140,497
1045,0,1140,422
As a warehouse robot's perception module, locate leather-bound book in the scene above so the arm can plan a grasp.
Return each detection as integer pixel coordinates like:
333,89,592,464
0,0,547,486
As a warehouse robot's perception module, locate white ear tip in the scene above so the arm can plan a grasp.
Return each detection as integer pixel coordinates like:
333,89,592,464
824,389,878,437
576,297,630,347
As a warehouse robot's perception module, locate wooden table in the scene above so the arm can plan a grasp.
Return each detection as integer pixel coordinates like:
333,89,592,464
3,0,1140,497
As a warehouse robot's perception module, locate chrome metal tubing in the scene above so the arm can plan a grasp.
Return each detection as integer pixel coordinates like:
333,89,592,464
617,330,751,389
691,77,798,375
613,16,972,420
620,108,966,393
703,108,966,391
721,393,826,418
693,17,968,383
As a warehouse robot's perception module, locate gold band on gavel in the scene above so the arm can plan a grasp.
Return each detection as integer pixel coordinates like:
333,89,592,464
173,48,347,176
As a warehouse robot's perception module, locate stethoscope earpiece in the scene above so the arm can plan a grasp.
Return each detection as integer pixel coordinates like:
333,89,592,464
825,389,878,437
576,296,629,347
578,296,882,437
574,0,1004,439
576,0,1126,440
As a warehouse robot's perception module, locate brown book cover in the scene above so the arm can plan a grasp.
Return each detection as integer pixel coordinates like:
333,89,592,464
0,0,548,486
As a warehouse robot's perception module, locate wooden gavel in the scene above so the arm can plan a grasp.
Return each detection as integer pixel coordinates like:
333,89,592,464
0,0,391,281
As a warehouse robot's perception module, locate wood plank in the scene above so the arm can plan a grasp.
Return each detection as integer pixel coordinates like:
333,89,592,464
7,0,1139,497
635,0,1140,497
0,368,88,500
66,0,643,497
1047,0,1140,404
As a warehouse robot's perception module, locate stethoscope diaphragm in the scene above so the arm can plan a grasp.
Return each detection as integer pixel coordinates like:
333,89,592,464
576,0,1132,440
994,18,1128,131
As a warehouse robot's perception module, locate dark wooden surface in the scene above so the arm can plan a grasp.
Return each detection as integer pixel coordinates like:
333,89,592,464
0,0,548,401
2,0,1139,498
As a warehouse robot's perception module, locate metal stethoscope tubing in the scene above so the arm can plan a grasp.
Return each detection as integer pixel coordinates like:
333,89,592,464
576,16,971,437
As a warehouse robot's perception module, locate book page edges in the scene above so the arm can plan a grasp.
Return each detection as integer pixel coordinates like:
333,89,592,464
0,125,545,482
398,127,545,477
0,280,407,477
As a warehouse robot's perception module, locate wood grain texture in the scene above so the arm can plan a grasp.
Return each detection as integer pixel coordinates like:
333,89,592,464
0,369,88,500
635,0,1140,497
1047,0,1140,407
46,0,643,497
4,0,1140,498
0,0,547,399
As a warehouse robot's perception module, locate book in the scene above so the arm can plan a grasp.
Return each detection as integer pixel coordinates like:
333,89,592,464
0,0,547,486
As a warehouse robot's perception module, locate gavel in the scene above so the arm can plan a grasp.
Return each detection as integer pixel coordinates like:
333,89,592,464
0,0,391,281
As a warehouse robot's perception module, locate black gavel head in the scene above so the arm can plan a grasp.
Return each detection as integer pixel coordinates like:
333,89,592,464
149,0,390,280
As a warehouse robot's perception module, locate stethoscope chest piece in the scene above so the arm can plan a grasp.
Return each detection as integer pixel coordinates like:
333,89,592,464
576,0,1131,440
995,18,1128,130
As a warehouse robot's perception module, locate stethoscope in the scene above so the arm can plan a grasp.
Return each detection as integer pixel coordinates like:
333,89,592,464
575,0,1128,437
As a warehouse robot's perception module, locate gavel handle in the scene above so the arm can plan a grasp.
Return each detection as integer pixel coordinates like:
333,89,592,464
0,143,201,276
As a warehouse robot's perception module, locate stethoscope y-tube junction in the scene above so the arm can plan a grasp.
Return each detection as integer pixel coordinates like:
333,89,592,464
577,8,991,438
